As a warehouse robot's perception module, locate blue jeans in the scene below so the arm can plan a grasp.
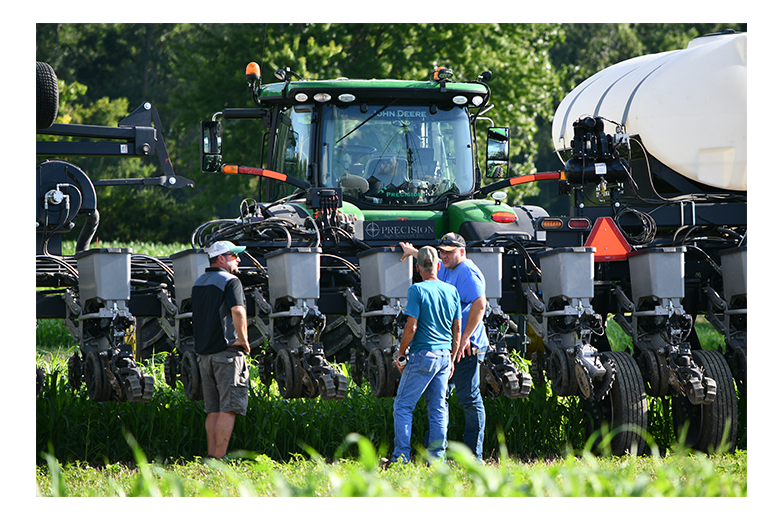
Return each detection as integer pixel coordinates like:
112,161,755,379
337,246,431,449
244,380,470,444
392,349,451,463
450,350,486,458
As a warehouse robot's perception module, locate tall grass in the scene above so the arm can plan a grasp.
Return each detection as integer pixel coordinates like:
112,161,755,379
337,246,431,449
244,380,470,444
35,431,747,497
35,352,584,464
36,344,745,467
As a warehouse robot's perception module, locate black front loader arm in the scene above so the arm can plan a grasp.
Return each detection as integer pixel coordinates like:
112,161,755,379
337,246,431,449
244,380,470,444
36,102,193,189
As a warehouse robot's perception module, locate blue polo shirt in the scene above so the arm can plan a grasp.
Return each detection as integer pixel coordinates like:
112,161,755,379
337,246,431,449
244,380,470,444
438,258,490,353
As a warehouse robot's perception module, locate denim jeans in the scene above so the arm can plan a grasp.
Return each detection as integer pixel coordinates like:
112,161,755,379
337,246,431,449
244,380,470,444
449,350,486,458
392,349,451,463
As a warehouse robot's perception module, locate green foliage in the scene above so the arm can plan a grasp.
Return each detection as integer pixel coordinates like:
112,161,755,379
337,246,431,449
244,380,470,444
37,23,744,241
36,431,747,497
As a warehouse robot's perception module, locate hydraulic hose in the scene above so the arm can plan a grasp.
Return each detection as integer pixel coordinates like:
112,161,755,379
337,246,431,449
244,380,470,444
75,210,100,253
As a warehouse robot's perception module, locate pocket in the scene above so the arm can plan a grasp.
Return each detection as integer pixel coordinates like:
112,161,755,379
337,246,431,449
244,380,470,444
235,357,249,388
214,353,235,365
230,382,249,415
410,351,437,373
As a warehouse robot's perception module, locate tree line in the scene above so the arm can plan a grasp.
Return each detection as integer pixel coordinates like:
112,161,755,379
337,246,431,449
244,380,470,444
36,23,745,244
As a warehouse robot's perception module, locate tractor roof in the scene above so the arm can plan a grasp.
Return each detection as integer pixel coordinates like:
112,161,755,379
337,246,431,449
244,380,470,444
255,78,489,105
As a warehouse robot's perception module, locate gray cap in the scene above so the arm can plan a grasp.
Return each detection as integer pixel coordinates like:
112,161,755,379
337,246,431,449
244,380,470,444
437,232,466,251
417,245,439,270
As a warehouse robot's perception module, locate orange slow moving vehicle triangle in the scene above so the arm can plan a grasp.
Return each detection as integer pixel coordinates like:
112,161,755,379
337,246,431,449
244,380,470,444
585,217,631,261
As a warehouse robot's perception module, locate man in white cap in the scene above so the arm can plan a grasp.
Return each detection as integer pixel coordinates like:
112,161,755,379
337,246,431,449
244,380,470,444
192,240,250,460
399,233,488,460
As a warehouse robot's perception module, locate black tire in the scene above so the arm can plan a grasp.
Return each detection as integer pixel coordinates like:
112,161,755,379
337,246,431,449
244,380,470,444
84,351,112,402
727,346,746,395
349,346,364,387
181,350,203,401
142,375,155,402
547,347,576,396
637,348,669,397
67,353,83,390
257,351,274,387
36,367,46,397
320,316,361,363
136,317,175,360
478,362,492,397
275,349,302,399
318,373,337,400
672,349,738,453
367,348,387,397
124,373,144,402
163,353,178,389
37,62,59,129
368,347,396,397
584,351,648,456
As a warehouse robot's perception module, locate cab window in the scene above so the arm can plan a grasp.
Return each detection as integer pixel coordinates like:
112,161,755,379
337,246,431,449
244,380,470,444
320,104,473,205
270,105,312,200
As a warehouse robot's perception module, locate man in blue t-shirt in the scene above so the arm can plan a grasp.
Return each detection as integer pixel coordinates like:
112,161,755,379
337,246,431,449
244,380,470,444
390,246,461,464
399,233,488,459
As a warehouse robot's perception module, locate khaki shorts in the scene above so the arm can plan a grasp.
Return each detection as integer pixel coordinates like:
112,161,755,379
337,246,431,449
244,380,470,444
198,349,249,415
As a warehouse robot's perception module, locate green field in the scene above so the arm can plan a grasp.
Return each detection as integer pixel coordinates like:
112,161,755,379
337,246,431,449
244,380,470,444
36,436,746,497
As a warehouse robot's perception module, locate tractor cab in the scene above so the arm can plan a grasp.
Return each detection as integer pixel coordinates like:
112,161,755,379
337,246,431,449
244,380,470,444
201,65,509,213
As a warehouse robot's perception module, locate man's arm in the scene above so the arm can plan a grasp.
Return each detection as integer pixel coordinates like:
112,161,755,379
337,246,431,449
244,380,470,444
230,305,250,353
449,317,462,377
395,315,418,372
454,295,487,363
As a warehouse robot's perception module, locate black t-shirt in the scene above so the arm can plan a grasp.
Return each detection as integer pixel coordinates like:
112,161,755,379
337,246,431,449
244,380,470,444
191,267,246,355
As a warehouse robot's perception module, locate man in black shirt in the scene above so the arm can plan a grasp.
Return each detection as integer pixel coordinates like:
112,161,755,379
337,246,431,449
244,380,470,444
192,240,250,460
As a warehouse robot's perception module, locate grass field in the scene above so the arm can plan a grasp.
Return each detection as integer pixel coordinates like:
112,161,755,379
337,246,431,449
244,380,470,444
35,435,747,497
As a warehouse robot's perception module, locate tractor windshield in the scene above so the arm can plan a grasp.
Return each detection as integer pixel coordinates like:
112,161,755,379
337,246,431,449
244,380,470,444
319,104,474,205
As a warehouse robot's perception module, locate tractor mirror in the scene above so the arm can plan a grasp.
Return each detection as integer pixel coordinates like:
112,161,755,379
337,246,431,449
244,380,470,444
201,120,223,173
486,127,510,178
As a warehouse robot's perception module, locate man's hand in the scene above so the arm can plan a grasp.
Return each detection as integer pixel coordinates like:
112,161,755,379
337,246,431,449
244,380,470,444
454,296,486,363
396,315,417,372
454,336,473,364
399,242,418,261
231,305,251,354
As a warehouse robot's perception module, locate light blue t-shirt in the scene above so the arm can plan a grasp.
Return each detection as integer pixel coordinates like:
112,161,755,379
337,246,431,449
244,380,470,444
437,258,490,352
405,279,461,352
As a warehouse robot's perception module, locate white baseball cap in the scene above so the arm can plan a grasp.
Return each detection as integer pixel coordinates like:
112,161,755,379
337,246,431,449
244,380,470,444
206,240,246,259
